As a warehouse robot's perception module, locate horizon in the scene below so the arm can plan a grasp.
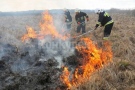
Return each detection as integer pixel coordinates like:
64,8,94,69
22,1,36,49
0,8,134,13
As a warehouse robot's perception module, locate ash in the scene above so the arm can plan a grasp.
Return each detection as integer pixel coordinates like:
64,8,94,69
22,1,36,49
0,37,75,90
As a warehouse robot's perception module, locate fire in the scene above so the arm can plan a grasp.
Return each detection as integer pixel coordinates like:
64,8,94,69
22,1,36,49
60,38,113,88
21,11,69,42
21,26,37,42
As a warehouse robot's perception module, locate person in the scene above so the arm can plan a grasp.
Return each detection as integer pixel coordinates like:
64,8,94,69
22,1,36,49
75,9,89,34
63,9,72,31
94,9,114,40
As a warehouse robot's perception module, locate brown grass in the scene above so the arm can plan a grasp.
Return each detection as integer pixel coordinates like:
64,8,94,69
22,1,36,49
70,59,135,90
69,13,135,90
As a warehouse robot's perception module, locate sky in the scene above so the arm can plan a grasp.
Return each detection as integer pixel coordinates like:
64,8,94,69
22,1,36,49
0,0,135,12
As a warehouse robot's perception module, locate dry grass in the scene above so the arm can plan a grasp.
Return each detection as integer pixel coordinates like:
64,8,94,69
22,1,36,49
0,11,135,90
70,59,135,90
0,15,41,47
69,13,135,90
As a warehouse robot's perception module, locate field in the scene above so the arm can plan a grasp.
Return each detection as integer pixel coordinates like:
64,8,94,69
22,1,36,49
71,12,135,90
0,10,135,90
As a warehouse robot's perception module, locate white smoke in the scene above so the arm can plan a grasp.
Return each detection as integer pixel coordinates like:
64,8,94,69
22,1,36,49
0,11,75,76
36,11,74,67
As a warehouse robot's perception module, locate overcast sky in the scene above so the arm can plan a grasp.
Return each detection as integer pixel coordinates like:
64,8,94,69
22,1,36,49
0,0,135,12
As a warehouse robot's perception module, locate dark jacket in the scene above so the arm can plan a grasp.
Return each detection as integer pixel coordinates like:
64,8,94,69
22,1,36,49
97,11,113,26
64,11,72,23
75,12,88,23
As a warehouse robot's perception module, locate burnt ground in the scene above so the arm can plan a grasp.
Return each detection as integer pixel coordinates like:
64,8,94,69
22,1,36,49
0,42,62,90
0,37,84,90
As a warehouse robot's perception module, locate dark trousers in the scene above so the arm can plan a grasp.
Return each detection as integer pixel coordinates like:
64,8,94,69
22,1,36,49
104,22,114,37
66,24,71,30
77,24,86,34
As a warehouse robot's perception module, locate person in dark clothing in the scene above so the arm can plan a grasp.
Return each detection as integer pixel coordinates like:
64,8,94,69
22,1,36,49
95,9,114,40
64,9,72,31
75,9,89,34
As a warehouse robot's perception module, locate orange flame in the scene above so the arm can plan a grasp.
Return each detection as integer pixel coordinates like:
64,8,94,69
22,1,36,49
60,38,113,88
21,26,37,42
21,11,68,42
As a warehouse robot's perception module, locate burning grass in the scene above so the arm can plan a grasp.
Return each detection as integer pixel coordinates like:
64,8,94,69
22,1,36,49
69,59,135,90
20,11,113,89
21,11,69,42
60,38,113,89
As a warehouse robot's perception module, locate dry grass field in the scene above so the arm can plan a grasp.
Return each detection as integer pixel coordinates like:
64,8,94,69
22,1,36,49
70,13,135,90
0,10,135,90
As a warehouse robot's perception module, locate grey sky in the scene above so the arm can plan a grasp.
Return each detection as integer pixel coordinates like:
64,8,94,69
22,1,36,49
0,0,135,12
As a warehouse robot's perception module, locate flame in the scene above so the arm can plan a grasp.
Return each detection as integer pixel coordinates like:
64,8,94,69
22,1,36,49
21,11,68,42
21,26,37,42
60,38,113,88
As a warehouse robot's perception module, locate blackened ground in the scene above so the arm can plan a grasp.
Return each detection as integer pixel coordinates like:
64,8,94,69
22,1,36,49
0,42,67,90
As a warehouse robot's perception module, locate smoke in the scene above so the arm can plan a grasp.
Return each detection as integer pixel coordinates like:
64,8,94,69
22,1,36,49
0,46,5,60
37,11,75,67
0,29,23,60
0,11,75,76
11,58,30,75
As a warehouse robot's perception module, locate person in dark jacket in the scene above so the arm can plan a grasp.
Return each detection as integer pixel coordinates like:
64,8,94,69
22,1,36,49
64,9,72,31
75,9,89,34
95,9,114,40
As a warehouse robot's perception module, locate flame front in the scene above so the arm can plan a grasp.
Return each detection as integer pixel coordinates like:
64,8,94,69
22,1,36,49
21,11,68,42
60,38,113,88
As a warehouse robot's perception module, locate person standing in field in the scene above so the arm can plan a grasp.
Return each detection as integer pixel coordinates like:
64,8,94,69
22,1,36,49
75,9,89,35
63,9,72,31
94,9,114,40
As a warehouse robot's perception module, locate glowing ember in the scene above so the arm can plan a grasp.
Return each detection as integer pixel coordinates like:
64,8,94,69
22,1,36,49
21,11,69,42
60,38,113,88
